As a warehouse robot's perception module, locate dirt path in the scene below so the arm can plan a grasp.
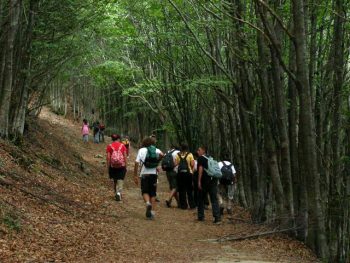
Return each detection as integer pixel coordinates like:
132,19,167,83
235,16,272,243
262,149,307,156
32,109,317,263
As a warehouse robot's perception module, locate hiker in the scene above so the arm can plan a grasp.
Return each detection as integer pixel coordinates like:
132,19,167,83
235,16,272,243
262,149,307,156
99,123,105,143
149,134,160,203
196,146,221,224
134,137,164,219
81,119,89,143
175,143,195,209
218,156,236,216
122,136,130,158
106,134,128,201
193,153,209,209
92,121,100,144
162,144,180,208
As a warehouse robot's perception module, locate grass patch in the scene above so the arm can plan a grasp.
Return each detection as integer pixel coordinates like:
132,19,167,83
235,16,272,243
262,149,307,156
3,214,21,232
0,203,22,233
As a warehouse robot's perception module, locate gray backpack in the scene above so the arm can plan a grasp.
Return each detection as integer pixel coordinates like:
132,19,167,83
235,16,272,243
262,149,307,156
203,156,222,179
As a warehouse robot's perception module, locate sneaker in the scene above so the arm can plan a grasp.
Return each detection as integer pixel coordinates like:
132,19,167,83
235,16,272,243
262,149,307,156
213,218,222,225
146,204,152,218
165,200,171,208
220,207,224,216
115,192,121,201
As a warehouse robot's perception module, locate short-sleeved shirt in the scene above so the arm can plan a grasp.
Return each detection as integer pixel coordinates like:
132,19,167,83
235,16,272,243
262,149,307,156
106,141,127,156
218,161,236,174
175,152,194,174
136,147,163,176
197,155,213,186
168,149,180,172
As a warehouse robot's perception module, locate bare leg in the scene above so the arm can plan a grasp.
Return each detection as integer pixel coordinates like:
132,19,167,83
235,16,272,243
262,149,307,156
113,180,117,193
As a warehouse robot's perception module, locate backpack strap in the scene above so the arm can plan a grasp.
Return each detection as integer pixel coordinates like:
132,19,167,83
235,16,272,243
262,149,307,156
110,144,115,152
118,143,123,151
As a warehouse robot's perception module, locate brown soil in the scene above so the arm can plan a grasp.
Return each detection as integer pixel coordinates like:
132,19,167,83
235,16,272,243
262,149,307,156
0,108,319,263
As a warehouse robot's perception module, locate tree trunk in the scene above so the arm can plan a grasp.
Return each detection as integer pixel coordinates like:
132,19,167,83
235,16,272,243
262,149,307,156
292,0,328,258
329,0,346,261
0,0,21,138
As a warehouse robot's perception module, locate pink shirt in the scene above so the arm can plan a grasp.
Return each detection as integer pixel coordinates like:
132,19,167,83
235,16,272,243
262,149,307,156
82,124,89,135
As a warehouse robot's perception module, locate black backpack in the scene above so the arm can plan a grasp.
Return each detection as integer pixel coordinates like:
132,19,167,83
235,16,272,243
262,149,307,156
143,145,159,168
177,153,190,173
161,150,175,171
220,161,234,185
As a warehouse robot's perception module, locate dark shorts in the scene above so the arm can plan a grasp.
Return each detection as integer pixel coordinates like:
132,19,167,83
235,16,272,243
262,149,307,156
166,170,177,190
109,167,126,180
141,174,158,197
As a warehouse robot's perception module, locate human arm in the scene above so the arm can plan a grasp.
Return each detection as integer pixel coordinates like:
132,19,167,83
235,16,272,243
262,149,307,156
232,165,237,183
190,154,195,171
198,165,203,190
106,152,111,169
158,150,164,160
122,144,128,167
123,152,128,168
175,154,180,166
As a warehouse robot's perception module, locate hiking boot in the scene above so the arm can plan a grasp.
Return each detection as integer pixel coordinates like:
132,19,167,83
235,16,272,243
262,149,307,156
165,200,171,208
213,218,222,225
115,192,122,201
146,204,152,218
220,207,224,216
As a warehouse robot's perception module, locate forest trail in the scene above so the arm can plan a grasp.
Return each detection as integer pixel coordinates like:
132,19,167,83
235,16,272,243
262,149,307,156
0,108,318,263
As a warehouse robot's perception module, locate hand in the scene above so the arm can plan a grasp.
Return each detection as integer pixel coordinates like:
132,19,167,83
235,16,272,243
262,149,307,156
134,176,139,186
198,182,202,191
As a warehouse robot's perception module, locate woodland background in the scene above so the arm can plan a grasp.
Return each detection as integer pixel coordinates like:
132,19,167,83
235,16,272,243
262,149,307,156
0,0,349,261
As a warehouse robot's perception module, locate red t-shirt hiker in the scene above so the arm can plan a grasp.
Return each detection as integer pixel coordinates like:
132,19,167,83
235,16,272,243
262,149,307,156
106,134,127,201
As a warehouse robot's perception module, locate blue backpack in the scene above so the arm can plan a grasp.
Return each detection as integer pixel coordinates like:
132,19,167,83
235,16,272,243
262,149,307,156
203,156,222,179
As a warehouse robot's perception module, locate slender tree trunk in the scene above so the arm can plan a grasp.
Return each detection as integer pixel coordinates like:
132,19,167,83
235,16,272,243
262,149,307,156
329,0,346,261
292,0,328,258
0,0,21,138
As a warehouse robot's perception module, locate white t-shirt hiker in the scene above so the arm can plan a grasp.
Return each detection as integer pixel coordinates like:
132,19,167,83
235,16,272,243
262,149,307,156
136,147,163,176
171,149,180,172
218,161,236,175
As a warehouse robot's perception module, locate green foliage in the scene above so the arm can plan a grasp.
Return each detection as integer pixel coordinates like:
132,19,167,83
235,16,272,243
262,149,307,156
2,214,21,233
90,61,138,87
0,203,21,233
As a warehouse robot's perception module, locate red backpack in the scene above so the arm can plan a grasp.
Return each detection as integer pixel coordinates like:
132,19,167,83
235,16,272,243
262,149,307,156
110,144,125,168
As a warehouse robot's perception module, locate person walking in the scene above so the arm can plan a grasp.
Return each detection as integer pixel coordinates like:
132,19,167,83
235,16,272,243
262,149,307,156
99,123,105,143
81,119,89,143
175,143,195,210
92,121,100,144
122,136,130,158
197,146,221,224
162,144,180,208
134,137,164,219
106,134,128,201
218,156,236,216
